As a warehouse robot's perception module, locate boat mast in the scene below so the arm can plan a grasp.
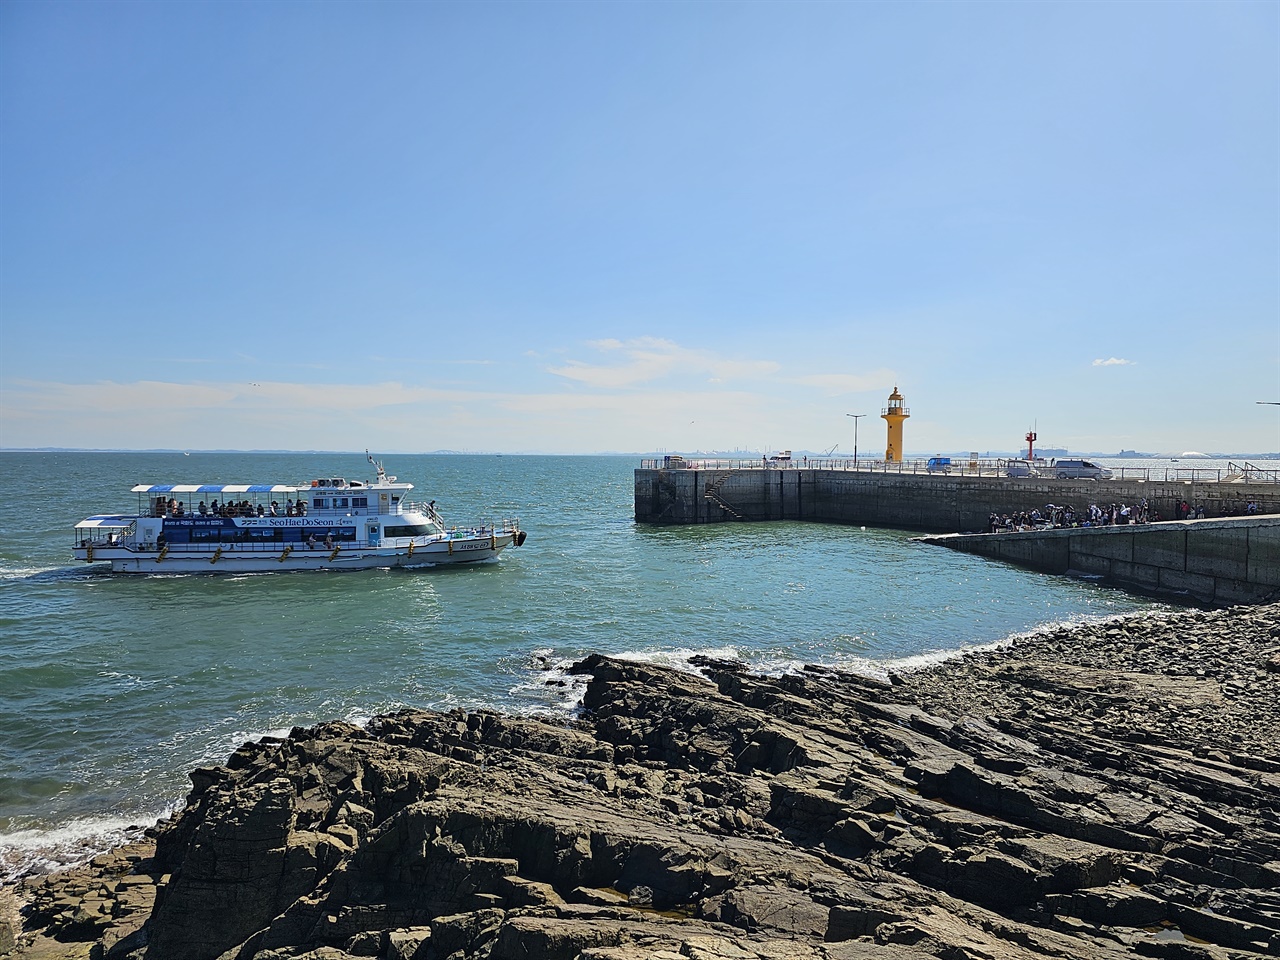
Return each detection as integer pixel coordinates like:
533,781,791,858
366,449,391,483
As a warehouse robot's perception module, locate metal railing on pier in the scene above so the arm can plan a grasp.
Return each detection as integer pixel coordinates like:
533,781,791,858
639,458,1280,483
639,457,1006,475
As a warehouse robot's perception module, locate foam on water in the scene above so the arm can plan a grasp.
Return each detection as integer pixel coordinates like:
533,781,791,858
0,564,84,582
0,809,173,884
615,645,743,673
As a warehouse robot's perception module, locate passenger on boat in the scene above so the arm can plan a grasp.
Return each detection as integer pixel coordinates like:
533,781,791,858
210,499,220,517
270,501,278,517
198,501,208,516
175,502,185,517
307,534,318,549
257,504,265,517
168,498,178,516
286,500,295,517
324,532,334,549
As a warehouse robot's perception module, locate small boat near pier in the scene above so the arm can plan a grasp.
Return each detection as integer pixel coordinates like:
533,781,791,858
73,457,526,574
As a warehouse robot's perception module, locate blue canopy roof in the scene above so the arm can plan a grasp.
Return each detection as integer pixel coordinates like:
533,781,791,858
75,515,136,529
131,484,301,494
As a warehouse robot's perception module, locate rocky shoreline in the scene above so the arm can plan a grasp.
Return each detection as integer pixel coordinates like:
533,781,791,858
5,602,1280,960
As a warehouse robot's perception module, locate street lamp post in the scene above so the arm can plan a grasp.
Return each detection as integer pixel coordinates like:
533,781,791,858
846,414,865,469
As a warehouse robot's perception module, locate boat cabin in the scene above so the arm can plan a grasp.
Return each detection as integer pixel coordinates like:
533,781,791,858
76,474,447,554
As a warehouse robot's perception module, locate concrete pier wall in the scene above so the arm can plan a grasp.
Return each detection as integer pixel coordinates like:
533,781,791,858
634,467,1279,606
916,517,1280,606
634,467,1280,533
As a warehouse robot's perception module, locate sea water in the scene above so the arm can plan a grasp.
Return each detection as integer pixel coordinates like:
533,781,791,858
0,451,1184,878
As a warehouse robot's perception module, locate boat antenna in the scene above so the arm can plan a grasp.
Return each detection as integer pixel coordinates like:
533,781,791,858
367,449,389,483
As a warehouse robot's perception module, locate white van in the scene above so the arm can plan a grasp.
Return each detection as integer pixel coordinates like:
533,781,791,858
1051,459,1112,480
1004,459,1038,478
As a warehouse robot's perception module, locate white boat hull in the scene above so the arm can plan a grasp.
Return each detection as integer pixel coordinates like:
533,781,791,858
74,534,518,574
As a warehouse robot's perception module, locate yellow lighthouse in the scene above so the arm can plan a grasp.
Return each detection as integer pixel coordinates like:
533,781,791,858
881,386,909,463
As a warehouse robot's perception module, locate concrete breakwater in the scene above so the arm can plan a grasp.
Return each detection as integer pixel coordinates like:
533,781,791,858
919,516,1280,606
634,465,1280,532
635,466,1280,605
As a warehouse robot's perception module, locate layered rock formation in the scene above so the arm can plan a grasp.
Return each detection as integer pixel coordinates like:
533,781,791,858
9,602,1280,959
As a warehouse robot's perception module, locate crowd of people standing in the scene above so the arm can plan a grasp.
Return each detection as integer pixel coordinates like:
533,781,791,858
155,497,309,518
985,497,1269,532
988,500,1154,533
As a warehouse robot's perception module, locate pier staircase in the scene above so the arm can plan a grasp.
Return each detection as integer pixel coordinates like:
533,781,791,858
1226,462,1280,483
703,473,746,520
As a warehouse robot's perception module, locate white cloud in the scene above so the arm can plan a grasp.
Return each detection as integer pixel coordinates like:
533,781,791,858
1092,357,1135,367
788,370,897,396
0,343,899,452
549,337,789,389
6,379,472,414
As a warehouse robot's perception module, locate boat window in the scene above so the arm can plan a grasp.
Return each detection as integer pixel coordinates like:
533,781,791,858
383,523,438,538
313,498,328,509
333,498,348,509
352,497,368,508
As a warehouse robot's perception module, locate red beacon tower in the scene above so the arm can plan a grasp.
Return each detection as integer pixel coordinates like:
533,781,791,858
1025,429,1037,461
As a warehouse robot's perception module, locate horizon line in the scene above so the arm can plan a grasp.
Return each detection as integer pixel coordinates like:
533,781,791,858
3,448,1277,459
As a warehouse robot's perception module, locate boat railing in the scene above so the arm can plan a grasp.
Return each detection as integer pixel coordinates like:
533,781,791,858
441,518,522,538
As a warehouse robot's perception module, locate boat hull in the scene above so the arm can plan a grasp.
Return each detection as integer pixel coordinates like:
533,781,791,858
74,534,517,574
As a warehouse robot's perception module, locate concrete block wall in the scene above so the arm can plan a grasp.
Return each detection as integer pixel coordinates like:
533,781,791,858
917,517,1280,606
634,468,1280,533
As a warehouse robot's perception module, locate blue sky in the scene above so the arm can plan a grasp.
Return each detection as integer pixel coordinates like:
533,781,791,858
2,0,1277,455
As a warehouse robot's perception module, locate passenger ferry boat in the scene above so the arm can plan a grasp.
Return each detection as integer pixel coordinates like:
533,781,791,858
72,457,527,574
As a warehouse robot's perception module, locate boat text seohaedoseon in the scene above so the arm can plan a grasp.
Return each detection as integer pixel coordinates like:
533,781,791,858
72,455,527,574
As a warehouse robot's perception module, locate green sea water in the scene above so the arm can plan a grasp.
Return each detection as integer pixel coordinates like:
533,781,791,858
0,451,1167,878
